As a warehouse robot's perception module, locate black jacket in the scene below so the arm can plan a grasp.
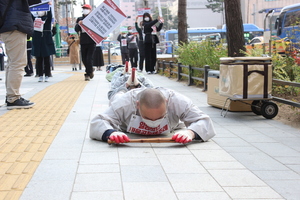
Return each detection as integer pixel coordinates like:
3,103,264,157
117,34,129,54
143,19,163,44
75,15,95,45
0,0,41,36
31,10,56,57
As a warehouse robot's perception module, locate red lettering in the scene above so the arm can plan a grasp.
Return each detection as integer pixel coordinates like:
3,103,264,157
139,122,146,129
128,125,169,135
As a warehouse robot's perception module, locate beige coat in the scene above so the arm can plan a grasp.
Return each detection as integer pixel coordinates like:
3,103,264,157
66,36,80,64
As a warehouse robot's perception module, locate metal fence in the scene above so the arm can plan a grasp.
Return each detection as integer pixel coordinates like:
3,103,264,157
157,60,300,108
157,60,211,91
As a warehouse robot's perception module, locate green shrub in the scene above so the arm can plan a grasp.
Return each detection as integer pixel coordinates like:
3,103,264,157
174,40,227,70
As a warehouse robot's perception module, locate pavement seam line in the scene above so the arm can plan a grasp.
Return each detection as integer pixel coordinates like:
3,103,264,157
0,74,88,200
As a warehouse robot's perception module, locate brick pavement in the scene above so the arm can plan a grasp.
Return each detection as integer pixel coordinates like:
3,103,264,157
0,66,299,200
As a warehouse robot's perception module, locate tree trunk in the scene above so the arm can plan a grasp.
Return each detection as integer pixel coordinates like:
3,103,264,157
224,0,245,57
178,0,188,45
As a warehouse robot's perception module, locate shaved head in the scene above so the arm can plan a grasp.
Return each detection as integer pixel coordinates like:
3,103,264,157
139,88,166,109
138,88,167,120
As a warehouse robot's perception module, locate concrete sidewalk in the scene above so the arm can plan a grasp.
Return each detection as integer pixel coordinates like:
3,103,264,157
0,66,299,200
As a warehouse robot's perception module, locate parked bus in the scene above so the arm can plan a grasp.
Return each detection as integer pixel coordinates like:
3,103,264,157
274,3,300,64
165,24,263,54
275,3,300,43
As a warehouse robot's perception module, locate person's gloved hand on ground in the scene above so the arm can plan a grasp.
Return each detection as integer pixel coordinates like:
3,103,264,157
109,132,130,144
172,130,195,144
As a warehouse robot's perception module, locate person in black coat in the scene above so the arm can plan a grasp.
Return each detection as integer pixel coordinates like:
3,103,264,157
0,43,5,71
126,26,139,68
135,17,145,72
142,13,163,74
0,0,40,109
75,4,96,81
31,7,56,82
24,36,33,76
117,32,129,65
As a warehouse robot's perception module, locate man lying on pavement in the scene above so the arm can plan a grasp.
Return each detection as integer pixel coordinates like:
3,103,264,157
90,87,216,144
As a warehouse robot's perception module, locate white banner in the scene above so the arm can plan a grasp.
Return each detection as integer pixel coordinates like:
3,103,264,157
137,8,151,17
82,0,127,41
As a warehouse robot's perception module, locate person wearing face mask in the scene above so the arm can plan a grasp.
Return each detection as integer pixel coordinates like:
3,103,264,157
31,3,56,82
107,67,154,102
117,31,129,65
66,34,80,71
135,16,145,72
90,87,216,144
126,26,139,68
142,13,164,74
75,4,96,81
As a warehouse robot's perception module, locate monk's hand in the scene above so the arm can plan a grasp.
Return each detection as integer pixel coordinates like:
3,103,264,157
172,130,195,144
109,132,130,144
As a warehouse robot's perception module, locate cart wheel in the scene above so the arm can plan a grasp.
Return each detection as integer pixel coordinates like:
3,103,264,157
261,102,278,119
251,100,262,115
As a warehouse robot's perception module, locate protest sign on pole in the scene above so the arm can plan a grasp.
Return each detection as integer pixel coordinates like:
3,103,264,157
157,0,162,17
29,0,51,12
81,0,127,44
137,8,151,17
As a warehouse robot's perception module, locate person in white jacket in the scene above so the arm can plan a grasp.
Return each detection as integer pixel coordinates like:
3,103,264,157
108,67,154,101
90,87,216,144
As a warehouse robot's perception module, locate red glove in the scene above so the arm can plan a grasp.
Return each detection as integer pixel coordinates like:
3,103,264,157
172,130,195,144
109,132,130,144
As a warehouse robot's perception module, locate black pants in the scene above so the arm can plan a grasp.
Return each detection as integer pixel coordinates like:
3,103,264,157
138,41,145,71
129,48,138,68
36,56,51,77
25,50,33,75
121,53,129,65
81,43,96,76
0,56,4,71
144,43,157,72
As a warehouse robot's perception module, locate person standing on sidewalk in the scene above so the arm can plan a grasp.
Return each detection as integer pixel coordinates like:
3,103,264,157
126,26,139,68
93,41,105,71
0,43,5,71
135,16,145,72
31,4,56,82
66,34,80,71
75,4,96,81
24,36,34,77
142,13,163,74
117,31,129,65
0,0,40,109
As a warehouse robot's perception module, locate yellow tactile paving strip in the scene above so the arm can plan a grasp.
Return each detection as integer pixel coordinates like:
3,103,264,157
0,74,88,200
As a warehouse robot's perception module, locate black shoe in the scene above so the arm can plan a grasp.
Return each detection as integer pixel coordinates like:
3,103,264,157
5,97,30,104
84,74,90,81
7,98,35,110
24,74,32,77
90,67,95,79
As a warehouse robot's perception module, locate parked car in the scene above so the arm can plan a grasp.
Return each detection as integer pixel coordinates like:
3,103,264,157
102,46,109,54
156,48,163,54
110,46,121,56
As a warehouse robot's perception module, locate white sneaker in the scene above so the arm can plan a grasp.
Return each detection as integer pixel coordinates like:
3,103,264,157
137,69,142,72
45,76,49,82
147,71,151,74
38,76,43,82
